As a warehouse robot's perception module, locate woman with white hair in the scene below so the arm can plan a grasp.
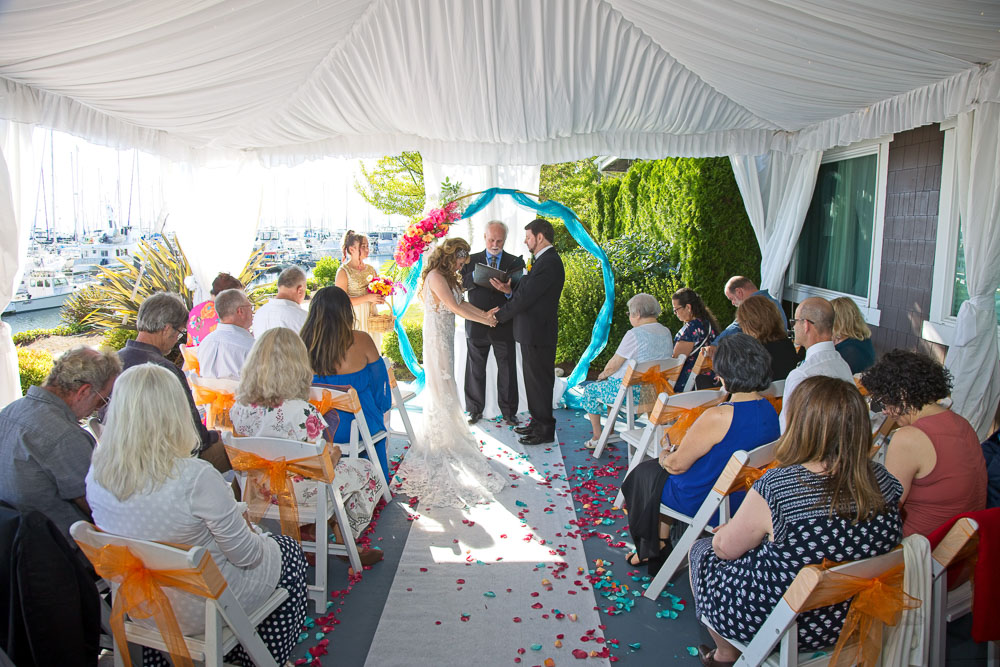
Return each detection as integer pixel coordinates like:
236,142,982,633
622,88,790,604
230,327,385,565
86,364,307,667
580,293,674,449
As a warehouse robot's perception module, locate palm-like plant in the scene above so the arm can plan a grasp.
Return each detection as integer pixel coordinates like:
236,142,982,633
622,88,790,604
63,236,268,332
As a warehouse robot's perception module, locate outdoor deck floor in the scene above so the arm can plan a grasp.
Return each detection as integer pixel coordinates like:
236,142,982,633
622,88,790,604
286,401,987,666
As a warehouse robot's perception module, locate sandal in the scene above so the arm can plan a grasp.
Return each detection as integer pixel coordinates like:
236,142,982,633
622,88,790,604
584,438,599,450
697,645,736,667
625,551,645,567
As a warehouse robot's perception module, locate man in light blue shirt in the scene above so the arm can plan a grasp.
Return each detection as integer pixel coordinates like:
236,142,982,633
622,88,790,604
714,275,787,343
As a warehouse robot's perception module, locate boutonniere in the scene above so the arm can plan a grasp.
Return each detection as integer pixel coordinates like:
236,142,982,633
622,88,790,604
526,260,533,273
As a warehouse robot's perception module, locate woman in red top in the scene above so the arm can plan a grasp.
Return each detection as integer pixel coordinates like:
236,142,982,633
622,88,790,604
861,350,987,536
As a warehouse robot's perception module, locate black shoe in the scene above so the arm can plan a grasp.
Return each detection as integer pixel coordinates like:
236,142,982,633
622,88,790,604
503,415,520,426
514,424,536,435
468,412,483,425
519,434,554,446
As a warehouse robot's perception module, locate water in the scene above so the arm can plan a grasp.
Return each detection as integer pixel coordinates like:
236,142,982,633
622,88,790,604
3,308,65,335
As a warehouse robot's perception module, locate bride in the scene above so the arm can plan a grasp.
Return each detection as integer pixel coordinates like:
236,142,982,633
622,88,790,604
394,237,508,508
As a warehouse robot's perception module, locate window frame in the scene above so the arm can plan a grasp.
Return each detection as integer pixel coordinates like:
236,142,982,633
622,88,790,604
784,136,891,326
922,119,960,346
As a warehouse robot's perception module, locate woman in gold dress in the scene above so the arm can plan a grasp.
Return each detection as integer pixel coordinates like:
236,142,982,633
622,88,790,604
335,230,386,348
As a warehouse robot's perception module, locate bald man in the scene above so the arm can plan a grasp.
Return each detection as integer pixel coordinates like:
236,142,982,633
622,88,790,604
780,297,854,432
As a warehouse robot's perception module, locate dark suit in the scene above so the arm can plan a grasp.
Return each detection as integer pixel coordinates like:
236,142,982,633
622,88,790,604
494,246,565,438
460,250,525,418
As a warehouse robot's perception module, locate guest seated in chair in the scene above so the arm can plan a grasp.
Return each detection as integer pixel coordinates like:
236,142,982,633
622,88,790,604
670,287,719,392
830,296,876,374
300,286,392,483
735,294,798,381
690,375,903,667
620,334,779,573
86,364,308,666
187,272,243,346
197,288,256,380
230,328,384,564
580,293,674,449
861,350,986,536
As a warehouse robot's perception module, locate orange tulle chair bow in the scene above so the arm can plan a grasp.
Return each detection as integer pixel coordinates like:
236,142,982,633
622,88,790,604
180,346,200,375
308,388,360,416
191,385,235,429
802,561,921,667
77,541,226,667
629,364,681,397
225,441,337,543
658,396,726,445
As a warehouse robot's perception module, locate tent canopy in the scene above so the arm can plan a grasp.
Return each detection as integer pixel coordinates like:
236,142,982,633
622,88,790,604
1,0,998,164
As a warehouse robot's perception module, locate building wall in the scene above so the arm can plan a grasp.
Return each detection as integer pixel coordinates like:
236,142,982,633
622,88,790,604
870,123,947,361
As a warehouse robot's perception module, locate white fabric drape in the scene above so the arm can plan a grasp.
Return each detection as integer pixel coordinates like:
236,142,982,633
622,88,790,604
163,160,264,298
730,150,822,301
0,121,39,408
880,534,931,666
944,103,1000,439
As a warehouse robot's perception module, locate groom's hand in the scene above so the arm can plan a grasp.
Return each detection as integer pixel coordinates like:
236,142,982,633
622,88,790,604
486,307,500,326
489,277,512,294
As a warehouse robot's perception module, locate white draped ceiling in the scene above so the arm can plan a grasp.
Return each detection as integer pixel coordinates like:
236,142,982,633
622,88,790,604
0,0,998,164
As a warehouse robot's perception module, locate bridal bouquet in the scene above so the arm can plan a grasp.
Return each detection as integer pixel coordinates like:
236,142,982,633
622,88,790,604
367,275,405,297
394,201,462,267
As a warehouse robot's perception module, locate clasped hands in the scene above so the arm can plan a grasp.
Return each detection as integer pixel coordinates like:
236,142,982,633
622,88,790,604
484,307,499,327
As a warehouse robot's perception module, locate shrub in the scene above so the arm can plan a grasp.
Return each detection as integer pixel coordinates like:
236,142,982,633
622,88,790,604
17,348,53,394
381,321,423,368
557,232,681,368
102,328,138,351
11,325,83,346
313,257,341,286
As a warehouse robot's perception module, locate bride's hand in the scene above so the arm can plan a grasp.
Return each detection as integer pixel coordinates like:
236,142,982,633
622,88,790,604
485,307,499,327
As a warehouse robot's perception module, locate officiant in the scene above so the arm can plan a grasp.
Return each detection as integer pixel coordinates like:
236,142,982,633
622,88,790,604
460,220,526,426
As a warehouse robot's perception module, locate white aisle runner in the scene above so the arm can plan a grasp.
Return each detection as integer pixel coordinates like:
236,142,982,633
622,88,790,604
364,423,610,667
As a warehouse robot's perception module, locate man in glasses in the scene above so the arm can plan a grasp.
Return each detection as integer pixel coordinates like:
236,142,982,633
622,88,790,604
118,292,229,472
197,289,255,380
780,296,854,432
0,346,120,546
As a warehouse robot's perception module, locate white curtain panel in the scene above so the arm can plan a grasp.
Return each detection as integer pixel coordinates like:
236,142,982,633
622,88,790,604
163,159,264,299
944,103,1000,438
730,150,822,301
0,121,40,408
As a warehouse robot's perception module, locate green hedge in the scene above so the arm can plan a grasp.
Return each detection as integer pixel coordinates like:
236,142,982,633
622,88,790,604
590,157,760,329
102,328,138,351
17,348,53,394
381,321,423,368
12,325,83,346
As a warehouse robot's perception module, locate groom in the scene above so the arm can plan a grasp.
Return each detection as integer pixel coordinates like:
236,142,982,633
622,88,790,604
460,220,526,426
491,218,565,445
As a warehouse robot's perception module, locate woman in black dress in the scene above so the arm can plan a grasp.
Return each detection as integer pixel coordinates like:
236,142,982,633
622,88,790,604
735,294,798,381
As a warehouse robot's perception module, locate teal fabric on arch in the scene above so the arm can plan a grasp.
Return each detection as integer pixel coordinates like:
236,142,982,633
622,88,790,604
392,188,615,404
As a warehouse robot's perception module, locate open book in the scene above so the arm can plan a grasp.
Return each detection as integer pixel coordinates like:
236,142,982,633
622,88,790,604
472,262,524,290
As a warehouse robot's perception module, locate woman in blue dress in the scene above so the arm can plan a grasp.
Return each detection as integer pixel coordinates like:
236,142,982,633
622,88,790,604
690,375,902,666
620,334,779,571
299,286,392,483
580,293,674,449
670,287,720,392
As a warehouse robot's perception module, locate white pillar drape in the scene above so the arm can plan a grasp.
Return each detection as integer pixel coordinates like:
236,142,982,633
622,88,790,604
729,150,822,301
944,103,1000,439
163,159,264,298
0,121,40,408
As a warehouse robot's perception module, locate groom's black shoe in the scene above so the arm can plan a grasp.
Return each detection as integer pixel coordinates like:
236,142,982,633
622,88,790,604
468,412,483,425
514,424,536,436
503,415,520,426
519,433,554,446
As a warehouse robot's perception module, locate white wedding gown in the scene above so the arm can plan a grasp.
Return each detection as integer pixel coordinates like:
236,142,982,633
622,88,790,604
394,280,507,508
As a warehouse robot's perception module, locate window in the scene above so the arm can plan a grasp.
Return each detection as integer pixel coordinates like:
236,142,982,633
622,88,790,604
785,137,890,324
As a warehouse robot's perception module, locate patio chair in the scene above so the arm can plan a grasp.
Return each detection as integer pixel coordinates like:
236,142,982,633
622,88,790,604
221,431,362,611
642,437,778,600
613,388,727,508
71,521,287,667
309,385,393,502
590,356,685,459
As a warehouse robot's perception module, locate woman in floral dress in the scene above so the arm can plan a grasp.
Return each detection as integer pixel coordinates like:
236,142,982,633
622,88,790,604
230,328,385,564
670,287,720,392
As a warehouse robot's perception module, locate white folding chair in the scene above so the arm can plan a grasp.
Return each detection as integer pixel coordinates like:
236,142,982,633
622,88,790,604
727,545,910,667
614,388,727,508
681,346,711,392
309,385,393,502
591,356,685,459
190,376,239,431
869,413,896,464
221,432,361,612
181,345,200,379
643,437,778,600
383,357,417,447
71,521,287,667
930,517,998,666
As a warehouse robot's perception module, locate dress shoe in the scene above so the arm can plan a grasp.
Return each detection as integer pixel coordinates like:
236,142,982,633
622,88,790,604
503,415,520,426
468,412,483,425
514,424,536,436
519,433,554,446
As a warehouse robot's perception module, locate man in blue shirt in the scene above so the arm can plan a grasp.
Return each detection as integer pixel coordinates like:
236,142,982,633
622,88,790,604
714,276,787,343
